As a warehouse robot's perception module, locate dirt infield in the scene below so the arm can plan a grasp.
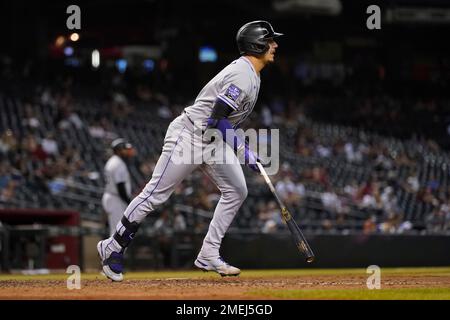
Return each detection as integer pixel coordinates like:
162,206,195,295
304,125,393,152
1,268,450,299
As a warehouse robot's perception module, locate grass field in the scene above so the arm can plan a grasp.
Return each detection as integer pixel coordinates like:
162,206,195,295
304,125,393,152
0,267,449,300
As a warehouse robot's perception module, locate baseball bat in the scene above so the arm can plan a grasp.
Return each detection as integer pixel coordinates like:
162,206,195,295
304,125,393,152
256,162,315,263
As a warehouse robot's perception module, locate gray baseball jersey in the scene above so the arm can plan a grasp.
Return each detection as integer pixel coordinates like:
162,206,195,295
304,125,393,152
103,155,132,235
184,56,260,129
103,155,131,196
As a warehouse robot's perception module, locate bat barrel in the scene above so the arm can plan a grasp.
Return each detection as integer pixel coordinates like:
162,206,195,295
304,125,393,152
257,162,316,264
302,236,315,263
301,241,315,263
288,219,315,263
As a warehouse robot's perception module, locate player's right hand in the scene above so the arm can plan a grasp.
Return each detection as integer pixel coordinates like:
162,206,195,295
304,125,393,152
244,147,260,173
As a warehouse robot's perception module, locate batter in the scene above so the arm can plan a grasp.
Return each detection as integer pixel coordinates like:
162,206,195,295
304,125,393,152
98,21,283,281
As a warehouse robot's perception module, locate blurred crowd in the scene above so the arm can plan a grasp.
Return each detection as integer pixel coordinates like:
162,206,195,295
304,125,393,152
0,90,93,205
1,55,449,236
248,102,450,235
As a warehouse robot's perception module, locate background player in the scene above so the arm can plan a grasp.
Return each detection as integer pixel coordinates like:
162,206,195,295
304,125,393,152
102,139,135,236
97,20,283,281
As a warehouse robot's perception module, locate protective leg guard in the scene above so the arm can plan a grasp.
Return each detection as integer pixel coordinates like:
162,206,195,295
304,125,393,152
113,216,140,251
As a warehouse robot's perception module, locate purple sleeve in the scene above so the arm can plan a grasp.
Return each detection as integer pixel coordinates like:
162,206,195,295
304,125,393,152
207,117,259,171
207,118,244,153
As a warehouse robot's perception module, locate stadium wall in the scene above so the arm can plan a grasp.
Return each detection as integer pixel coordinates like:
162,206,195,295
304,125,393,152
220,233,450,268
0,209,81,271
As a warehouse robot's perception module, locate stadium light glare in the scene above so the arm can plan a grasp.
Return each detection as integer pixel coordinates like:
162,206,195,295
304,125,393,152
143,59,155,72
92,50,100,68
116,59,127,73
70,33,80,42
64,46,74,56
199,46,217,63
55,36,65,48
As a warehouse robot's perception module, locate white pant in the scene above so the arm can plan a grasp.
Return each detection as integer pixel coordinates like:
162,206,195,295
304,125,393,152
112,114,248,259
102,193,128,236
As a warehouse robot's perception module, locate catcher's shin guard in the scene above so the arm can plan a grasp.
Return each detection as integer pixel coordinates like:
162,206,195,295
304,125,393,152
113,216,140,250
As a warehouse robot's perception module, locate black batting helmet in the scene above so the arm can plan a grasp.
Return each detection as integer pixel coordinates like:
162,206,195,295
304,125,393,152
236,20,283,56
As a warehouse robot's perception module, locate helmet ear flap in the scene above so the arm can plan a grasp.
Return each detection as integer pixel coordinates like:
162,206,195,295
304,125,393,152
249,42,268,55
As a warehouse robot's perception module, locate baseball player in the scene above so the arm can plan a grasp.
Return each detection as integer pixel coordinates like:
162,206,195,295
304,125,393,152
102,139,135,236
97,21,283,281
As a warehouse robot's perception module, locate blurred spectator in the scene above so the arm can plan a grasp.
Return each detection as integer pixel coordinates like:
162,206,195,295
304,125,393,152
88,116,117,140
374,151,394,171
344,180,359,201
380,186,399,214
259,201,283,233
173,210,187,232
22,103,41,129
154,210,172,234
57,107,84,129
154,210,173,267
0,162,21,203
41,133,59,156
48,176,67,195
344,142,356,162
275,172,305,205
40,88,56,108
22,134,47,162
111,92,135,120
0,179,18,203
321,219,334,231
426,206,447,233
305,166,329,187
397,221,413,234
321,189,341,214
405,169,420,193
158,105,173,119
427,175,440,192
139,157,157,177
363,215,377,234
316,144,332,158
0,129,18,155
378,212,402,234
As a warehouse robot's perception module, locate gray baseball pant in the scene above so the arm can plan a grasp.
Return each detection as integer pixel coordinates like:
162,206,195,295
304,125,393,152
111,114,247,259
